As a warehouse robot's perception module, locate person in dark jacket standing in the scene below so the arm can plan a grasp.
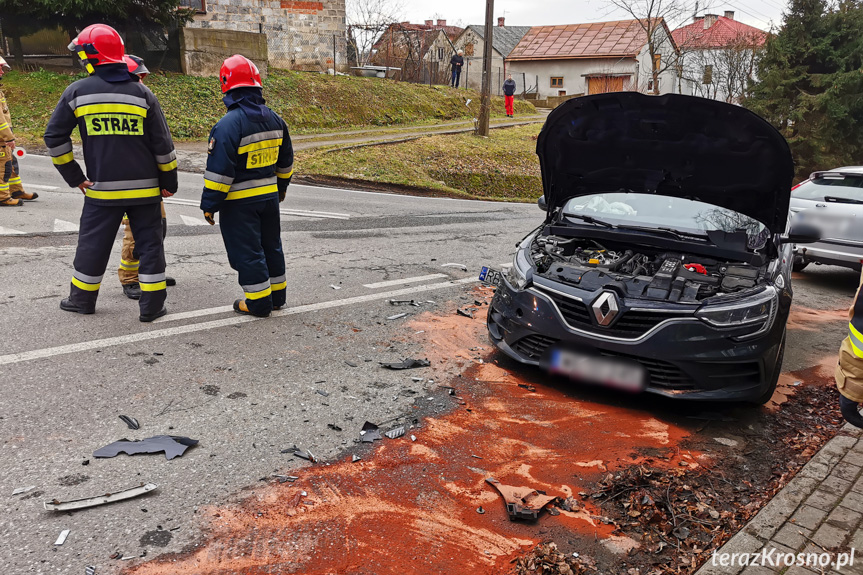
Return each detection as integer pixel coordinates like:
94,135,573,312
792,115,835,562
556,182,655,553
450,50,464,88
44,24,178,322
503,73,517,117
201,55,294,318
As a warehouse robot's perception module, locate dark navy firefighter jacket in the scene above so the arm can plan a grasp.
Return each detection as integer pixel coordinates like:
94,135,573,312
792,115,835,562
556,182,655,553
200,88,293,214
44,63,178,206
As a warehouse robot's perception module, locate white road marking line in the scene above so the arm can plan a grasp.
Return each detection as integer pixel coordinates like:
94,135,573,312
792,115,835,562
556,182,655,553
53,219,79,233
0,278,478,366
0,226,25,236
165,196,350,220
362,273,448,289
179,214,210,227
26,184,59,192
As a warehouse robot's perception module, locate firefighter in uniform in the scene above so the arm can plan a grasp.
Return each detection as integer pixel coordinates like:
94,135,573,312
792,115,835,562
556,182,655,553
116,55,176,300
44,24,178,321
836,271,863,428
201,55,293,317
0,56,38,206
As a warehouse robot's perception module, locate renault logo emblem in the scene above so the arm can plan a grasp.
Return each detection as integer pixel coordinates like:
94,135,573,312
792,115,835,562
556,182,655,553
592,292,619,326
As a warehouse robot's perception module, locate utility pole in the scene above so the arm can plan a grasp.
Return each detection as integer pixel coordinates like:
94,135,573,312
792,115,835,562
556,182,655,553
477,0,494,136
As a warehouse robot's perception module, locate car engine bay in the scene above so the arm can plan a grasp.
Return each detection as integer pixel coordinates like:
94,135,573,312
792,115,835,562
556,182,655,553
532,235,769,303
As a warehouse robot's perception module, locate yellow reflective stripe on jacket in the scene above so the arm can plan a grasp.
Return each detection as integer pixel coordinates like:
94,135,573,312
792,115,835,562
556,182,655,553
850,322,863,358
245,286,273,300
276,170,294,180
0,122,8,131
52,152,75,165
74,103,148,118
85,187,161,200
205,179,231,193
237,138,282,155
157,160,177,172
225,184,278,201
71,277,101,291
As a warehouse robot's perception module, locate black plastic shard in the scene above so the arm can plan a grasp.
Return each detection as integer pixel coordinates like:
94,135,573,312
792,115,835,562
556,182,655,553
380,358,431,370
93,436,198,461
360,421,382,443
118,415,140,430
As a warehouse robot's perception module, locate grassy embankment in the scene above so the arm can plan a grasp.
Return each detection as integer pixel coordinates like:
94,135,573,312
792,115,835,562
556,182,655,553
297,123,543,202
1,68,536,144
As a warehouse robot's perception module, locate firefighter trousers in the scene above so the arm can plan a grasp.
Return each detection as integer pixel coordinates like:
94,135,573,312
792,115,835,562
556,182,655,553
1,147,26,201
69,201,166,316
119,203,167,285
219,197,286,316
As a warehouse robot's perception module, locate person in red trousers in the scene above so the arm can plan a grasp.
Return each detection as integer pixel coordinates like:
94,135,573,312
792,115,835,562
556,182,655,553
503,73,516,117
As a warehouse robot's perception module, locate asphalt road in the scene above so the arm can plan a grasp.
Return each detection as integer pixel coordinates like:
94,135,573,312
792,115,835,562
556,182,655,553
0,154,540,574
0,155,858,574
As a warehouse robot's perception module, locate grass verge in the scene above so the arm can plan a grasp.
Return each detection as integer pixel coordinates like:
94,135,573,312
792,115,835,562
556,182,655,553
1,68,536,145
297,123,543,202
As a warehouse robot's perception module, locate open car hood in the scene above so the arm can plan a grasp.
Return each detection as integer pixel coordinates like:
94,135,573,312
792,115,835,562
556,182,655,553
536,93,794,233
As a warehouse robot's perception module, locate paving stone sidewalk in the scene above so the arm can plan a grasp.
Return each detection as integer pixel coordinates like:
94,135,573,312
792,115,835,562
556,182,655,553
696,423,863,575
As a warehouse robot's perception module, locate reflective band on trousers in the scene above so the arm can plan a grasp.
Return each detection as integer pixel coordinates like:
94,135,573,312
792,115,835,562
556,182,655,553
72,270,103,292
271,274,287,291
140,273,167,292
119,259,139,271
243,281,272,300
849,322,863,358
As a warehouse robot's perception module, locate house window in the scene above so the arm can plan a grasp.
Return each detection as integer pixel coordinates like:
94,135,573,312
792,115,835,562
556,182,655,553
179,0,206,12
653,54,661,71
703,64,714,84
550,77,564,88
647,77,661,92
464,43,474,57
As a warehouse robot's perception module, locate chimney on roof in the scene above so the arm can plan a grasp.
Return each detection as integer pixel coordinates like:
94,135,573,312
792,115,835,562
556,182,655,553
724,10,735,19
693,15,704,23
436,19,446,27
703,14,718,29
424,19,433,26
498,17,505,27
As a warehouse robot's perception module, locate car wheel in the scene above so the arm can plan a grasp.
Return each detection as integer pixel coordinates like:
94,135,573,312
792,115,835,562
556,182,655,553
792,259,809,273
752,331,786,406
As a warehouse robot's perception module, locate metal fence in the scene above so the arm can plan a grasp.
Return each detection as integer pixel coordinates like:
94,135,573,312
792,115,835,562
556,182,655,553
264,27,348,74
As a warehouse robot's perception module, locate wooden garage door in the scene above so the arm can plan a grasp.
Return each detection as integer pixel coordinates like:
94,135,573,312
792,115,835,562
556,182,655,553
588,75,627,94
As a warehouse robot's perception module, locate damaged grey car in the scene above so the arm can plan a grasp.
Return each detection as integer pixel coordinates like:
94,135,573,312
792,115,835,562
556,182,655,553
483,93,819,404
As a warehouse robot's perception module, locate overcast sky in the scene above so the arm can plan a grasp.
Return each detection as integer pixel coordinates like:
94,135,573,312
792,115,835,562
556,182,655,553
403,0,787,32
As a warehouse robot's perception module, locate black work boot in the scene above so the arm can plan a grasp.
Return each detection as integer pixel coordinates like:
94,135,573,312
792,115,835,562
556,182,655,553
123,282,142,300
166,276,176,287
60,298,95,315
139,307,167,323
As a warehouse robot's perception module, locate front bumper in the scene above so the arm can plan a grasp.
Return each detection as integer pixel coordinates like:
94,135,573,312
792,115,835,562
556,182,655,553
487,277,786,402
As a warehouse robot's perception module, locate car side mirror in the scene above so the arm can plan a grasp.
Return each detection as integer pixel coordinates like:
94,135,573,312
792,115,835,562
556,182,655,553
780,223,821,245
538,195,548,211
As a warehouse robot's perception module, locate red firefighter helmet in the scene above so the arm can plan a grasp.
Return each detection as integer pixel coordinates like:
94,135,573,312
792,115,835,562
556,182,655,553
69,24,125,67
124,55,150,79
219,55,262,94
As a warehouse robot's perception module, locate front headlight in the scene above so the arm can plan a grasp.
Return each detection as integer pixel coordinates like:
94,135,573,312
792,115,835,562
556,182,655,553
507,250,529,290
697,287,778,339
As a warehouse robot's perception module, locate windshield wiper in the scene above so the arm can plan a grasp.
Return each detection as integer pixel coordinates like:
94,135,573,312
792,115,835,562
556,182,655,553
616,225,710,241
562,213,615,228
825,195,863,205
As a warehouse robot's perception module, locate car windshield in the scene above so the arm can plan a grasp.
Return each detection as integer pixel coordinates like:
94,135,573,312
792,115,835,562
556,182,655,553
792,174,863,202
563,193,769,250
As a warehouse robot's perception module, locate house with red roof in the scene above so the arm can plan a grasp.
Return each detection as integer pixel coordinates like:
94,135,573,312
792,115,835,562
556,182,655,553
505,18,684,100
672,11,767,102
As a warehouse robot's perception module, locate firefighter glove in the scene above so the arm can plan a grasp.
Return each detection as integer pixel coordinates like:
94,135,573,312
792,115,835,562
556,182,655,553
204,212,215,225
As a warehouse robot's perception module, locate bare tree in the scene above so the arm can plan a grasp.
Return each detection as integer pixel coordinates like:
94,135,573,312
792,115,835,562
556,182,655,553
346,0,405,66
607,0,686,94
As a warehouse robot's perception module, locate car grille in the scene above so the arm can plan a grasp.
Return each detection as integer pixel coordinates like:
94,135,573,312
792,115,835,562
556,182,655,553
512,334,557,360
534,287,693,338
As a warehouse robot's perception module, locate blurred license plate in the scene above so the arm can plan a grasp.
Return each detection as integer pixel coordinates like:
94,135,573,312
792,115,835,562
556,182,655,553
479,266,503,287
548,348,646,393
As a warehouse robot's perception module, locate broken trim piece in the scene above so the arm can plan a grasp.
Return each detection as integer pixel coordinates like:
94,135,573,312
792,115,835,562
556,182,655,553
485,477,558,521
44,483,158,512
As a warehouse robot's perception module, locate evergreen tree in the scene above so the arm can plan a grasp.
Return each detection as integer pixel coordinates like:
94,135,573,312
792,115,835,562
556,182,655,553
746,0,863,180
